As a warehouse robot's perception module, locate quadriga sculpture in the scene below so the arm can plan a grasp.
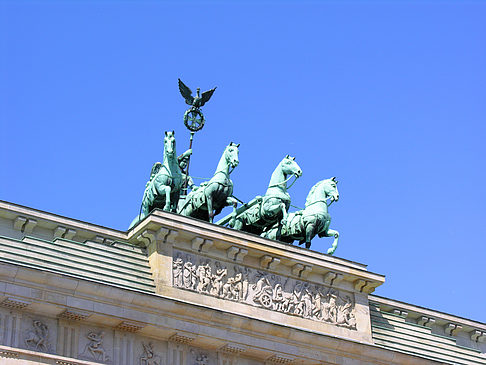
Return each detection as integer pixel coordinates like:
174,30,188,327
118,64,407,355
262,177,340,253
231,155,302,235
179,142,240,223
129,131,191,229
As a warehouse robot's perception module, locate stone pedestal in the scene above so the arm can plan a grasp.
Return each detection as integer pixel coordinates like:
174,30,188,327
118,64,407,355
130,210,385,346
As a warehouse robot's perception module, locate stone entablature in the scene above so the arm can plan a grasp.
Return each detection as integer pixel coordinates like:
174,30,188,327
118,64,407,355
0,261,440,365
370,295,486,354
0,200,485,364
128,209,385,343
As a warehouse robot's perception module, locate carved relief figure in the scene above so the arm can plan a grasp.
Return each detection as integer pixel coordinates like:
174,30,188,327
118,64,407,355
210,262,227,297
252,273,273,308
172,251,357,329
322,290,338,323
302,289,313,318
190,349,209,365
173,255,184,287
183,260,193,288
190,262,198,290
140,342,160,365
196,260,212,293
25,320,49,352
272,284,289,312
222,272,243,301
85,331,109,362
337,296,357,328
195,353,208,365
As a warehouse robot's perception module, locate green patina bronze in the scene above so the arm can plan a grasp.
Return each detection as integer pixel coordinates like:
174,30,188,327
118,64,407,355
130,79,342,254
262,177,340,254
179,142,240,223
129,131,191,229
178,78,216,133
226,155,302,235
178,79,216,194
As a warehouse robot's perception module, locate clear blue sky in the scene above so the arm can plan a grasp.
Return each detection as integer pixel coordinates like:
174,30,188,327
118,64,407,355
1,1,485,323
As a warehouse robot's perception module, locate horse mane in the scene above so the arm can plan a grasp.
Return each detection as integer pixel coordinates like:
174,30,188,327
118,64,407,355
305,180,325,207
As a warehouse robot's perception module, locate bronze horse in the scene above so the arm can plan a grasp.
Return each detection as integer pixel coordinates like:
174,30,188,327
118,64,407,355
179,142,240,223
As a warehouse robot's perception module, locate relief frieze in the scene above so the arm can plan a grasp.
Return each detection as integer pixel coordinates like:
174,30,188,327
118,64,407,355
81,331,111,363
24,320,51,353
173,251,356,329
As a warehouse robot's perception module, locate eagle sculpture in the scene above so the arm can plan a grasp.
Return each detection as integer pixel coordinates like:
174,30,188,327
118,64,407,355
178,79,217,108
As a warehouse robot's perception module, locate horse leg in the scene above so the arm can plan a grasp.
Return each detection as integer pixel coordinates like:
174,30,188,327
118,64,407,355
276,206,286,240
226,197,238,227
324,229,339,255
172,190,181,212
163,186,171,211
279,202,288,226
304,222,316,249
205,189,214,223
232,217,243,230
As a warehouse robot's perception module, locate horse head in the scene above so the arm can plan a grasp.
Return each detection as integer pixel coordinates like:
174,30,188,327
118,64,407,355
325,177,340,202
280,155,302,178
306,177,339,207
225,142,240,169
164,130,176,157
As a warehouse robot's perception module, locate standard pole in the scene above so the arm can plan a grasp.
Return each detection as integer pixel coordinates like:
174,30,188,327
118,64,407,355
183,131,195,195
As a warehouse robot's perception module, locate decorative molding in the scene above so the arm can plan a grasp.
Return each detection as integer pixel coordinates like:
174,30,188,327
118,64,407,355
13,216,37,233
226,246,247,262
94,235,105,243
59,308,91,321
115,320,145,333
64,229,76,240
137,230,156,246
169,332,196,345
13,216,27,231
323,272,343,286
92,235,114,245
192,237,213,252
291,263,303,277
219,343,247,355
354,279,378,293
54,226,77,240
191,237,204,251
291,264,312,278
470,330,486,342
266,354,295,364
417,316,436,327
392,309,408,318
301,265,312,278
260,255,280,270
445,323,463,336
1,296,31,310
56,361,80,365
54,226,67,239
24,219,37,234
157,227,179,244
0,350,19,358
